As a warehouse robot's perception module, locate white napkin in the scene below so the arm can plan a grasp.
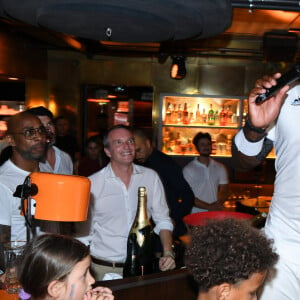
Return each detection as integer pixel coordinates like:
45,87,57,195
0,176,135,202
102,272,123,281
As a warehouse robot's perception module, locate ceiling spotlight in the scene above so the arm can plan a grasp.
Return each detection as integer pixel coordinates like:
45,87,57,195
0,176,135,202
170,56,186,80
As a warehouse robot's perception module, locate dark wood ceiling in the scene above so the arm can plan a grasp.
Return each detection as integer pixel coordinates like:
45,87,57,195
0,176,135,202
1,5,300,61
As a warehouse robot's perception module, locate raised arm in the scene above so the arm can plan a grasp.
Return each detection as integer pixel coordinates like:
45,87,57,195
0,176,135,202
232,72,290,171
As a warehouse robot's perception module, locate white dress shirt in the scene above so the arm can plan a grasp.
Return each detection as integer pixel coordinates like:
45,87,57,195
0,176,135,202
76,163,173,263
183,157,228,213
39,146,73,174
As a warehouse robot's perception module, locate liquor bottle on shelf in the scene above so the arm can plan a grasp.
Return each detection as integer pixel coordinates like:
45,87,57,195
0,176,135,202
174,132,187,154
214,110,219,126
231,112,238,125
164,102,172,124
195,104,201,123
220,105,227,126
123,187,154,277
207,104,215,125
177,104,183,124
189,112,195,124
226,105,233,125
211,137,217,155
182,103,189,124
201,108,207,125
171,104,177,123
186,138,195,154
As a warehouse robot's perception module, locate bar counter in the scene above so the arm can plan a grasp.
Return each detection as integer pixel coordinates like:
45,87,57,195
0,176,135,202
0,268,197,300
97,267,198,300
0,290,18,299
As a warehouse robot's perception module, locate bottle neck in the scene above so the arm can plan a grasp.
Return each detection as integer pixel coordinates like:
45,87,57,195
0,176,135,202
135,195,150,227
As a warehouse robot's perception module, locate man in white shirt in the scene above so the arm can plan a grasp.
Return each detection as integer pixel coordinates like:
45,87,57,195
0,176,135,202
0,111,47,244
183,132,229,213
27,106,73,175
232,72,299,299
76,125,175,280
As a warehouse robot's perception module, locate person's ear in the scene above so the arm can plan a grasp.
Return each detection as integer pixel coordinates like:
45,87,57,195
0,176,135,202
216,283,231,300
47,280,65,298
5,135,15,147
104,147,111,158
146,139,151,149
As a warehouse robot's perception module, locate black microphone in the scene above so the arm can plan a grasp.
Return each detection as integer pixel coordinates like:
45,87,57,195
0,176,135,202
255,64,300,104
13,183,38,198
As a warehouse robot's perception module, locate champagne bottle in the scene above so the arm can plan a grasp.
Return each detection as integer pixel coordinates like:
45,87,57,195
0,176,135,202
123,187,154,277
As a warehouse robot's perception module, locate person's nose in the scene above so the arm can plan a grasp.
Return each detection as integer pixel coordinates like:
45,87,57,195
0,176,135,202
87,271,95,286
33,130,46,142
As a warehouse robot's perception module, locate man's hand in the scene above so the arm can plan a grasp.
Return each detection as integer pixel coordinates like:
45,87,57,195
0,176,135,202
206,201,224,211
248,73,289,129
159,254,176,271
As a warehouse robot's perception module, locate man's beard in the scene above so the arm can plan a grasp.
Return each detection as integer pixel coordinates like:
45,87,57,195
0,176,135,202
16,144,46,161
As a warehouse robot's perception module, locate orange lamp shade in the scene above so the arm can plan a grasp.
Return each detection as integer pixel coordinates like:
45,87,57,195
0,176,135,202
29,172,91,222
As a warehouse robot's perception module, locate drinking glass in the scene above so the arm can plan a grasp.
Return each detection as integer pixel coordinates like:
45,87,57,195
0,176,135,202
3,241,26,294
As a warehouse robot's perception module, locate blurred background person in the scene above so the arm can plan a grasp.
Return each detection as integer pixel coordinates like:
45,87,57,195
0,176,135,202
27,106,73,175
74,134,108,177
133,128,194,242
183,132,229,213
54,115,80,162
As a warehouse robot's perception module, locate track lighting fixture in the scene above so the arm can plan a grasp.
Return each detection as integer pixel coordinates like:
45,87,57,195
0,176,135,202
170,56,186,79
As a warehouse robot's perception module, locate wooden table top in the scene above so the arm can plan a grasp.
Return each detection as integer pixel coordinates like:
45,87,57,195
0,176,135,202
0,289,19,300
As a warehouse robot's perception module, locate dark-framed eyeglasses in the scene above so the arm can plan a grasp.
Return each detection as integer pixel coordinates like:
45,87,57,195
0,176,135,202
11,126,47,140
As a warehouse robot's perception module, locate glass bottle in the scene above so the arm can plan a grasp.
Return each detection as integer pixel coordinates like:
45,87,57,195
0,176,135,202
208,104,215,125
164,102,172,124
201,108,207,125
182,103,189,124
226,105,233,125
220,105,227,126
195,104,201,123
214,110,219,126
177,104,183,124
123,187,154,277
171,104,177,123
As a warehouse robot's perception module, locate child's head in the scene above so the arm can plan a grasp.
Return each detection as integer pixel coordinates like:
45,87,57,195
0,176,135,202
184,218,278,300
18,234,95,300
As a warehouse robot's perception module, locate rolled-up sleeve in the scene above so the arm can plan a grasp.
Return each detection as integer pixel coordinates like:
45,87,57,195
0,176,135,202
235,129,265,156
149,172,174,235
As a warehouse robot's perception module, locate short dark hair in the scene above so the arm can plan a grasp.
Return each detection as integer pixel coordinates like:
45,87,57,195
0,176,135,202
132,127,152,142
192,132,212,149
18,234,90,298
184,218,278,293
103,124,131,149
86,134,103,147
27,106,54,120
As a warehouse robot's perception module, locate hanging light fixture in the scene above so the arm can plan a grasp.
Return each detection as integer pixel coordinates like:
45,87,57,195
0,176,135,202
170,56,186,79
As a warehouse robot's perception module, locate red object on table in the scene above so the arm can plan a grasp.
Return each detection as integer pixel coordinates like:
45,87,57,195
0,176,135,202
0,289,19,300
183,211,253,226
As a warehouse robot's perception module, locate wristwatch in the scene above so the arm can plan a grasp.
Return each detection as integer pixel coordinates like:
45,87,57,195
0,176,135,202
163,250,175,259
245,117,266,134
